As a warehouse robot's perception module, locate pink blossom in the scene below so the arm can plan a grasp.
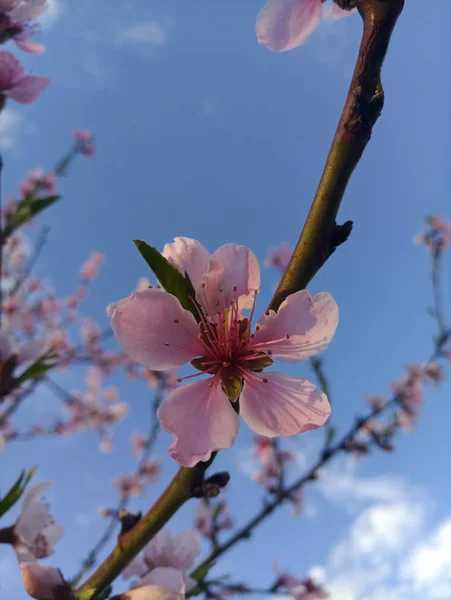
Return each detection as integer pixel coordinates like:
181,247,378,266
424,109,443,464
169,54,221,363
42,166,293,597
109,237,337,467
126,568,186,600
73,130,95,157
79,251,104,282
0,327,49,366
123,529,201,581
113,475,146,498
0,0,47,54
367,394,386,411
21,563,64,600
131,430,148,457
264,242,292,272
256,0,355,52
139,458,161,483
19,168,56,197
13,482,64,563
278,572,328,599
414,215,451,253
0,51,49,103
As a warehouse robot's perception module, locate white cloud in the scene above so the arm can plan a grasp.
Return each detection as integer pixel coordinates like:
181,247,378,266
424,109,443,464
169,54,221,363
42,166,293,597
0,108,23,150
115,21,167,46
401,518,451,597
330,501,424,568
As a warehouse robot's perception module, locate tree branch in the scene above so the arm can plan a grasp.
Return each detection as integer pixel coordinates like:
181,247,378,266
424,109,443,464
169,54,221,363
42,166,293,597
270,0,404,311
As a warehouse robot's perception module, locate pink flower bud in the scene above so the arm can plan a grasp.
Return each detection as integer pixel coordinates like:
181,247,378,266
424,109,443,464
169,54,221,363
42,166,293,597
21,563,64,600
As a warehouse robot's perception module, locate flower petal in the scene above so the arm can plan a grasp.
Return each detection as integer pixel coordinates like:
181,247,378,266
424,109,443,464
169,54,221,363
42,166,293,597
17,338,49,364
172,530,201,570
198,243,260,312
157,378,240,467
21,563,63,600
256,0,322,52
15,40,46,54
250,290,338,362
109,289,204,370
126,584,183,600
162,237,209,288
9,0,48,21
139,567,186,595
7,75,50,104
240,371,330,437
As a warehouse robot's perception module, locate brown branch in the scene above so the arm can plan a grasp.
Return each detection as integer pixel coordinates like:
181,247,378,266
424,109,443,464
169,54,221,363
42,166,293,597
270,0,404,311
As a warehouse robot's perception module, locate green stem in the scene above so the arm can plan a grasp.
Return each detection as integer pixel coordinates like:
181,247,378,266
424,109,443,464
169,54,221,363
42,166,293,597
75,462,212,600
270,0,404,311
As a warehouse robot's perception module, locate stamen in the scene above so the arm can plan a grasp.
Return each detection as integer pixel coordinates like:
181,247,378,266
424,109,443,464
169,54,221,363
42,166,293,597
164,342,169,346
173,319,179,324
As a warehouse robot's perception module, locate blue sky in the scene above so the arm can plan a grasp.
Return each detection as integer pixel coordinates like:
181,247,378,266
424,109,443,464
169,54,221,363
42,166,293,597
1,1,451,598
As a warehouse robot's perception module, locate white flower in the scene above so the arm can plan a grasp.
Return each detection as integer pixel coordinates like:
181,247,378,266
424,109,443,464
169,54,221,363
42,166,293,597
13,482,63,562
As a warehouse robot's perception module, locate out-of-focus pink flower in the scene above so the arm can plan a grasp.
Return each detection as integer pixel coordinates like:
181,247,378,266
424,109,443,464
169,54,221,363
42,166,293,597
19,168,56,197
123,529,201,582
264,242,292,272
79,252,104,282
21,563,64,600
0,0,47,54
0,327,49,367
139,458,161,484
0,51,49,104
13,482,64,563
73,130,95,157
256,0,355,52
277,572,328,600
113,475,146,498
131,430,148,457
194,501,233,538
367,394,386,411
414,215,451,254
109,237,337,467
126,568,186,600
0,0,21,11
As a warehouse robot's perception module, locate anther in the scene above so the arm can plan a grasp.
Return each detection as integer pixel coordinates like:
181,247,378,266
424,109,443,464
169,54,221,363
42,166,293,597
265,311,270,316
268,350,272,355
255,325,260,331
233,286,238,292
156,285,161,289
286,334,290,339
164,342,169,346
177,378,182,382
263,378,268,383
173,319,179,324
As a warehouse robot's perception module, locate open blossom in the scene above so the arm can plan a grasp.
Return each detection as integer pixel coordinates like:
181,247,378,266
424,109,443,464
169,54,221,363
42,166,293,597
12,482,63,563
414,215,451,253
0,50,49,104
256,0,355,52
0,0,47,54
109,237,337,467
19,168,56,197
123,528,200,584
21,563,65,600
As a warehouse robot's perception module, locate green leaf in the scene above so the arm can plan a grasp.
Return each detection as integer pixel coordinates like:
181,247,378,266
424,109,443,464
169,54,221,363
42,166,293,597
0,467,36,519
14,353,58,387
190,561,215,584
133,240,198,319
4,195,60,235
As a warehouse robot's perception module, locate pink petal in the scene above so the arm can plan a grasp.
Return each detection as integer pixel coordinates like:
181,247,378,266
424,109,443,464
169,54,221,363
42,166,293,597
9,0,47,21
15,40,46,54
0,50,24,88
139,567,186,594
0,0,20,11
198,243,260,312
21,563,63,600
162,237,209,288
7,75,50,104
328,3,358,19
108,289,204,370
126,585,184,600
157,378,240,467
240,371,330,437
250,290,338,362
256,0,322,52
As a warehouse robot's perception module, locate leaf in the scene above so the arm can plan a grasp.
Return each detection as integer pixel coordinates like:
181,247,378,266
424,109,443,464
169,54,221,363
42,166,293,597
0,467,36,519
133,240,198,319
4,195,60,235
14,353,58,387
190,561,215,584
